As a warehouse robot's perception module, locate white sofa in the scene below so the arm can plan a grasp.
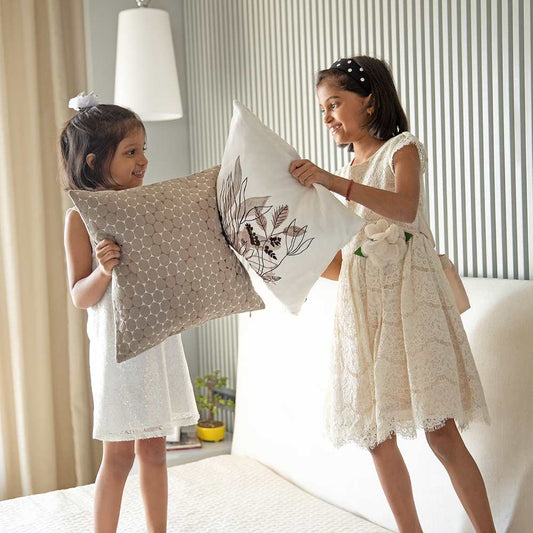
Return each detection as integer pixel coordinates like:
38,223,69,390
0,277,531,532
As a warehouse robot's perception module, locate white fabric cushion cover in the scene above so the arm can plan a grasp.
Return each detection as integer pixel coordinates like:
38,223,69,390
69,166,264,362
217,101,364,313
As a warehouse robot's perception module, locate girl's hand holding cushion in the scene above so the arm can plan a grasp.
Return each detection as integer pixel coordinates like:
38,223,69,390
289,159,336,189
95,238,121,277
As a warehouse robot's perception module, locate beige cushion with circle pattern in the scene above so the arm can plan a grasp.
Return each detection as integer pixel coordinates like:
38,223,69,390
69,166,264,363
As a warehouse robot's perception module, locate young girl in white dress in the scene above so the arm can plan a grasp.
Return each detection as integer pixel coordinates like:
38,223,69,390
289,56,495,533
61,93,199,533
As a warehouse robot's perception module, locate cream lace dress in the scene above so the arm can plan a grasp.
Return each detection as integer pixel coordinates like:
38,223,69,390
326,132,490,449
69,207,200,441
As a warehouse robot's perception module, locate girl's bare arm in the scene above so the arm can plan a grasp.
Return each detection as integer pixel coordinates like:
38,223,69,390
321,250,342,281
64,210,119,309
290,144,421,224
331,144,421,223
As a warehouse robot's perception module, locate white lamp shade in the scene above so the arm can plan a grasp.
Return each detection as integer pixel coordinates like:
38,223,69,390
114,8,183,121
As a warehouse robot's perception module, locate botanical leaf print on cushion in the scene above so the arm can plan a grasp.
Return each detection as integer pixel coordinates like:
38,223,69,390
219,156,314,284
217,101,364,314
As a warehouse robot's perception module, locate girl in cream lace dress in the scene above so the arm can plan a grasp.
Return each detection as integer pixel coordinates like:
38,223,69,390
289,56,495,532
328,130,490,451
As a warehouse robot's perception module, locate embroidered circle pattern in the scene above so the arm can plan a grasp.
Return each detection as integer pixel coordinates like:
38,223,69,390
70,166,264,363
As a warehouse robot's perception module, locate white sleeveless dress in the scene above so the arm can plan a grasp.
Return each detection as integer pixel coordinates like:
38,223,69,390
326,132,490,450
69,208,200,441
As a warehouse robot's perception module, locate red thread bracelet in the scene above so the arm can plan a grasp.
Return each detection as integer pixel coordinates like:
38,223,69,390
345,180,354,201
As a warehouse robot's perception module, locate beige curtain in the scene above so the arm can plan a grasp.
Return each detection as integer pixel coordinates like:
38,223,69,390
0,0,101,500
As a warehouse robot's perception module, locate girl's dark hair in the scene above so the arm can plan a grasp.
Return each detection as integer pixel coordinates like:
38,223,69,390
316,56,408,149
59,104,145,190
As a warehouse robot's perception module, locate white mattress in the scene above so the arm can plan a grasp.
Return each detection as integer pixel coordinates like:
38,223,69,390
0,455,391,532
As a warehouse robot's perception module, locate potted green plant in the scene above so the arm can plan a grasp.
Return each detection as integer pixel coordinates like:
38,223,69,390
195,369,235,442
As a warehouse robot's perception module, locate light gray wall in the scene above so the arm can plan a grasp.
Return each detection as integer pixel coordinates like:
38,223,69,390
83,0,190,180
83,0,199,379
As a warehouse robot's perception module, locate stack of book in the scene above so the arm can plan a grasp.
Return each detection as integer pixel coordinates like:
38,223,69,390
166,426,202,451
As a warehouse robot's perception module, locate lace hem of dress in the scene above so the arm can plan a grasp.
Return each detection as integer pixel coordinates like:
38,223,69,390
327,409,491,450
94,412,200,442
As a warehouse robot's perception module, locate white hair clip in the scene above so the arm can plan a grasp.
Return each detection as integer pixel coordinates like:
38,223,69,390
68,91,100,111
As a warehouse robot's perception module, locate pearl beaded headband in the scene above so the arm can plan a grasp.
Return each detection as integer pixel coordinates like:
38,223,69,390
329,58,371,94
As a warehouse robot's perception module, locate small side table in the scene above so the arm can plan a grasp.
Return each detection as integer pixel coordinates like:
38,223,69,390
166,432,233,468
130,432,233,474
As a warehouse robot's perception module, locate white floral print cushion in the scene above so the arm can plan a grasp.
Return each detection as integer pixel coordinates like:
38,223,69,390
217,101,364,314
69,166,264,363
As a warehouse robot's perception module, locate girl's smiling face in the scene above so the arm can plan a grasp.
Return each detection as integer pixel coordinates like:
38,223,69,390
108,127,148,189
317,80,373,146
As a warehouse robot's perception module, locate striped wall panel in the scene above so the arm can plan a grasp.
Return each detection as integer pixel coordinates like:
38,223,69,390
185,0,532,405
197,315,239,432
185,0,531,279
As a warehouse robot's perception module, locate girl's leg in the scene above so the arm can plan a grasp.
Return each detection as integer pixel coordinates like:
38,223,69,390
135,437,168,533
369,435,423,533
94,440,136,533
425,419,496,533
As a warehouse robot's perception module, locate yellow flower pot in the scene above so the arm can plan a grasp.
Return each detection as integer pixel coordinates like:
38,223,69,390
196,421,225,442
